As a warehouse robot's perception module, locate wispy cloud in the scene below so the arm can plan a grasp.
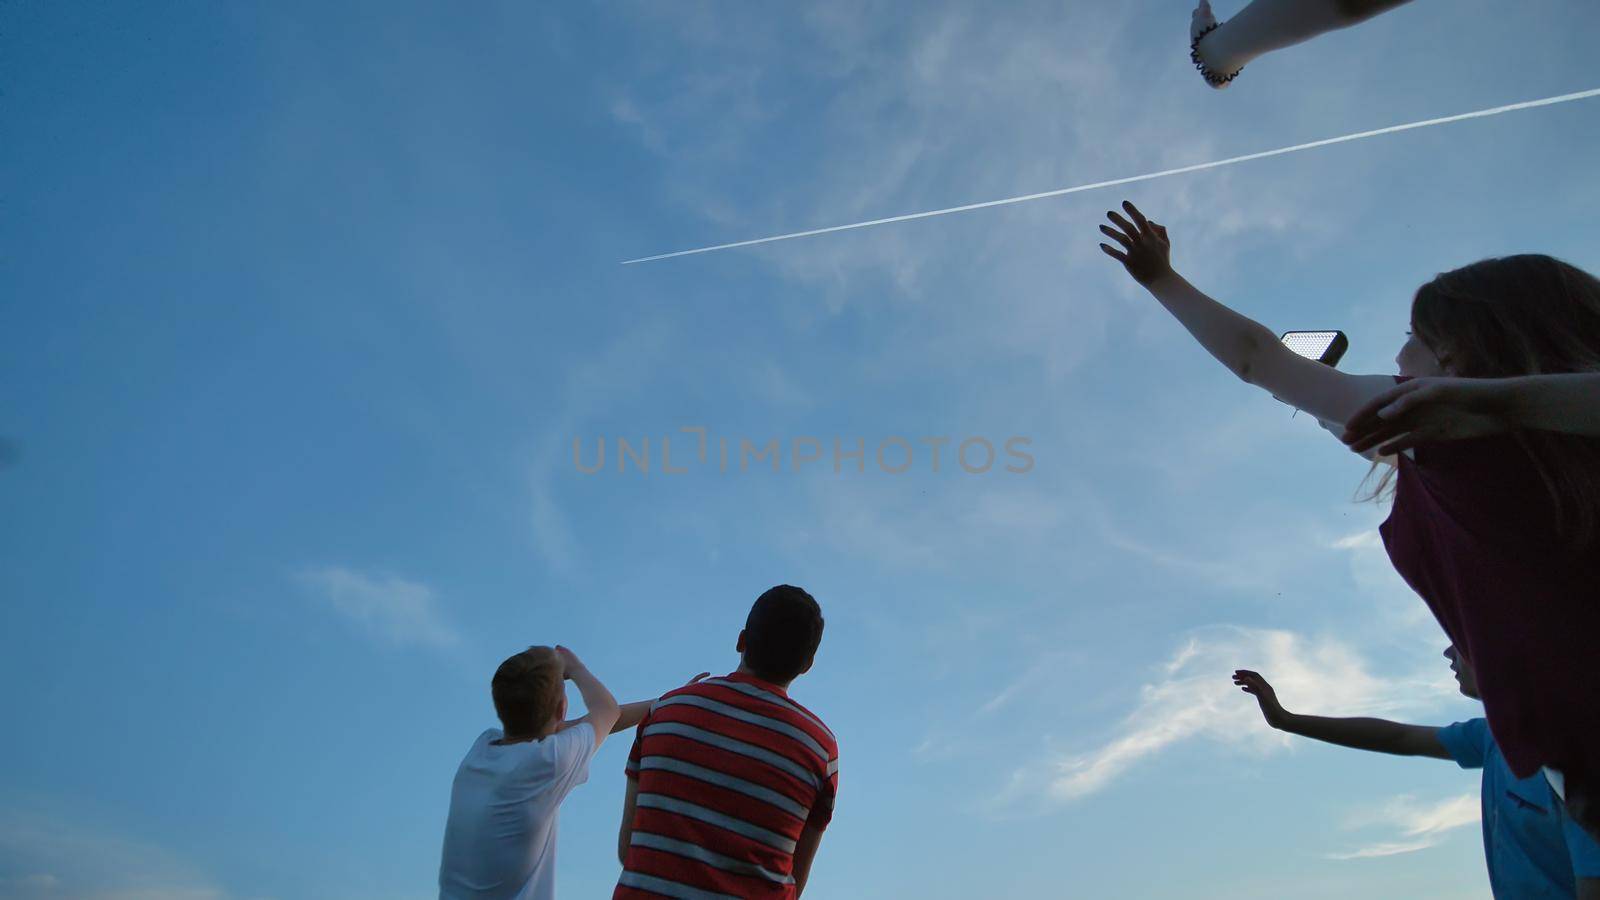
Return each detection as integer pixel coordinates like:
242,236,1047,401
0,807,233,899
526,320,677,575
297,565,461,650
604,0,1386,388
1328,526,1450,637
979,651,1073,716
1327,793,1479,860
622,87,1600,264
996,626,1442,810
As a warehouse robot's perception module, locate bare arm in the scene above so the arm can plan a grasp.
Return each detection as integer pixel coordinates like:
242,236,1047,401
617,779,640,866
613,700,653,733
1279,713,1449,758
1100,202,1395,425
791,825,825,897
559,700,650,735
1233,670,1449,758
1194,0,1415,77
1343,374,1600,455
556,646,620,749
1502,374,1600,435
563,673,710,735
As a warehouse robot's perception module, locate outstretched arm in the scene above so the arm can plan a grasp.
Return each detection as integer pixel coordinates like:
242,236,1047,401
613,701,654,734
1099,201,1395,426
563,701,652,736
1343,374,1600,455
1192,0,1416,85
565,672,712,734
1233,670,1449,758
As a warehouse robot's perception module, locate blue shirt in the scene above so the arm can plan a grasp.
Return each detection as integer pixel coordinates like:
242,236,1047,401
1436,718,1600,899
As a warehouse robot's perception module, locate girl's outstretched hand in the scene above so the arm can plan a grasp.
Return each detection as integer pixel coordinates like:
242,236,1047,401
1232,669,1290,730
1340,377,1512,456
1099,201,1174,287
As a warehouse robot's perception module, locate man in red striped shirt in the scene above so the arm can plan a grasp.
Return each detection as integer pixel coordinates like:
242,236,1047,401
614,585,837,899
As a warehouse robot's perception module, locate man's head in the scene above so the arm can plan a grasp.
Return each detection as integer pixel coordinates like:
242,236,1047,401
1443,645,1480,700
737,585,823,686
492,645,567,738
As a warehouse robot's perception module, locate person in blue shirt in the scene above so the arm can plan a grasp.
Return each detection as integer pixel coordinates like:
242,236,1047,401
1234,647,1600,898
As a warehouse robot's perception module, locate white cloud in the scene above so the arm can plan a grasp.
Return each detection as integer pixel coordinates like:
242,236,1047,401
997,626,1440,810
1328,793,1480,860
297,565,461,650
1332,529,1382,551
1094,517,1277,593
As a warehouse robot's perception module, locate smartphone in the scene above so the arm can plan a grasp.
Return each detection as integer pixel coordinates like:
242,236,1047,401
1280,330,1349,367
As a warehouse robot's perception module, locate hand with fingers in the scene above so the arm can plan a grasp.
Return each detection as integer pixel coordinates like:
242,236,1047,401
1099,200,1174,287
1233,669,1292,730
1340,377,1514,456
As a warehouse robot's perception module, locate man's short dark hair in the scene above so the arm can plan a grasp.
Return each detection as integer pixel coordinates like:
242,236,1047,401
743,585,824,683
491,646,564,737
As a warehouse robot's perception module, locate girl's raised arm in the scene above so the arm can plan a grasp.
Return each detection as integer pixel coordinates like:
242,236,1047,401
1098,200,1394,426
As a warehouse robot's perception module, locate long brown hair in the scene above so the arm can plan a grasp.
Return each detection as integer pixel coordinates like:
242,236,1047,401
1364,254,1600,544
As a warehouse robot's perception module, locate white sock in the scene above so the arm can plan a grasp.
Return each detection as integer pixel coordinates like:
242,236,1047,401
1192,0,1382,84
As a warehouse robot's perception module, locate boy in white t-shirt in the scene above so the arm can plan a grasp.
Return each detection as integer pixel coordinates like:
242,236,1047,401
438,645,619,900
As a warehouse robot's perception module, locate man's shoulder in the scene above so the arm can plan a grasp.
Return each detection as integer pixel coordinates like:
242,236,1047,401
660,678,836,749
782,694,836,750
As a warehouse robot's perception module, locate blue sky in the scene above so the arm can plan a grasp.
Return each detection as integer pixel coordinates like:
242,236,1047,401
4,1,1600,897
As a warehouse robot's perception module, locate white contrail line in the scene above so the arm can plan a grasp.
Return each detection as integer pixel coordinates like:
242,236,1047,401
621,87,1600,265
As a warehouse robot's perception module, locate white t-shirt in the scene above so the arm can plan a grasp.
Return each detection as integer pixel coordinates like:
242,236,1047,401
439,723,598,900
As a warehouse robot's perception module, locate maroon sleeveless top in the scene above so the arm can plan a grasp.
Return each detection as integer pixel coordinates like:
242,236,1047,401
1381,429,1600,781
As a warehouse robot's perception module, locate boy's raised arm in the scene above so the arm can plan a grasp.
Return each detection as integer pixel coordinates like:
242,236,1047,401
1233,670,1450,759
557,646,620,748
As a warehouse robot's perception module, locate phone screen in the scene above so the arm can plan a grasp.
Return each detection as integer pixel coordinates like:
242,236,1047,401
1280,330,1349,367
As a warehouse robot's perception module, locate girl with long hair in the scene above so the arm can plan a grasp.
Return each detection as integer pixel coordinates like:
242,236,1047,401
1098,200,1600,838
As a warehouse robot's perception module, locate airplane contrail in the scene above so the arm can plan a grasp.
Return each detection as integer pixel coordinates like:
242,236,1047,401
621,86,1600,265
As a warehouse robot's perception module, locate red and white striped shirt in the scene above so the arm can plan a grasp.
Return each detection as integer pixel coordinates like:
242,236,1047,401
615,672,838,900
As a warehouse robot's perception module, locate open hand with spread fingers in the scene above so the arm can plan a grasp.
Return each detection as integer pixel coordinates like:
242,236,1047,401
1099,200,1175,287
